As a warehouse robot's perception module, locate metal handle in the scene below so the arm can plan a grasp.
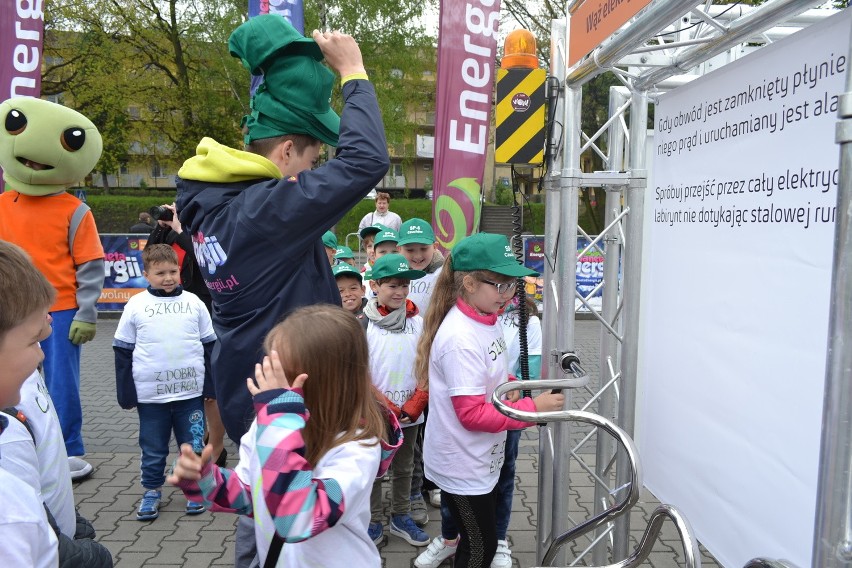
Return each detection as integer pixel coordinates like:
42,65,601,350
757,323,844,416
493,380,701,568
492,380,641,564
550,352,591,388
743,559,798,568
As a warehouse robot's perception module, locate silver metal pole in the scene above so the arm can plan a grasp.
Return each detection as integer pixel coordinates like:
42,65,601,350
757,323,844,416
634,0,823,91
811,33,852,568
592,85,629,565
612,90,648,561
537,17,568,564
550,83,583,567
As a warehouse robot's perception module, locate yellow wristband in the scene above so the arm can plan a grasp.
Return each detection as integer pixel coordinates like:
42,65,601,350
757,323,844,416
341,72,369,86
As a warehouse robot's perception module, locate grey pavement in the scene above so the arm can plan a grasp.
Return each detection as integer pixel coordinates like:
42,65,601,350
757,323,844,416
75,318,720,567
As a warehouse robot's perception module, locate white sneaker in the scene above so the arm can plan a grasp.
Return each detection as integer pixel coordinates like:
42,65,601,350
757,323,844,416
68,456,94,481
428,489,441,507
414,536,458,568
491,539,512,568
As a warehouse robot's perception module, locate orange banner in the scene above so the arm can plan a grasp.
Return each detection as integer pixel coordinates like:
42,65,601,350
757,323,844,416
569,0,653,67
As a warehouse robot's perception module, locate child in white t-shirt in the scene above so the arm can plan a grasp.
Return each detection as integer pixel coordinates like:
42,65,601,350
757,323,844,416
396,218,444,523
363,254,430,547
0,240,60,568
415,233,563,568
113,244,216,521
358,223,385,273
169,305,402,567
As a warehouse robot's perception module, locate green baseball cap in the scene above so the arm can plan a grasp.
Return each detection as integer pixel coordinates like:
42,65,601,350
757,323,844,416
370,254,426,281
322,231,338,249
452,233,539,277
398,218,435,246
373,227,399,246
363,268,372,281
229,15,340,146
359,222,386,240
332,263,363,281
334,245,355,259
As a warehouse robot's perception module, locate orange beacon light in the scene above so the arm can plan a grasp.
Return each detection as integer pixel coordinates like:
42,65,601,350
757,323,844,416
501,29,538,69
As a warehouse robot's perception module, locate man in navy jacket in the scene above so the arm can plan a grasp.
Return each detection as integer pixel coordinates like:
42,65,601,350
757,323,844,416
176,17,389,444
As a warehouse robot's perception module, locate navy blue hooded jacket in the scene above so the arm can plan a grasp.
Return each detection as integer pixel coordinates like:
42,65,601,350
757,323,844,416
176,80,389,441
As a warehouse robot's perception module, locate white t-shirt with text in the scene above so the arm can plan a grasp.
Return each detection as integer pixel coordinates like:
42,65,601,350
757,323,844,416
498,311,543,377
408,267,441,317
423,306,509,494
367,315,424,428
0,370,75,537
114,290,214,403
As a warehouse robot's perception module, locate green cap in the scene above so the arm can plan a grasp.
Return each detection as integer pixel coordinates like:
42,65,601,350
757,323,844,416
363,268,372,281
322,231,338,249
334,245,355,259
370,254,426,281
229,15,340,146
452,233,539,277
359,222,386,240
373,227,399,246
398,218,435,246
332,263,363,281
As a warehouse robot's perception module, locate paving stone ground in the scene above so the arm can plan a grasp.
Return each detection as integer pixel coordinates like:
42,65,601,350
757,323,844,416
75,318,720,567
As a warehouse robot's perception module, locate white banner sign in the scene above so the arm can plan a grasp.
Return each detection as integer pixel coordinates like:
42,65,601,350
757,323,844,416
639,10,850,568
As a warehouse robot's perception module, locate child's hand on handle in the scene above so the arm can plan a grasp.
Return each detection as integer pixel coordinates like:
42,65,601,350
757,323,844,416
167,443,214,484
311,30,366,78
246,350,308,395
533,391,565,413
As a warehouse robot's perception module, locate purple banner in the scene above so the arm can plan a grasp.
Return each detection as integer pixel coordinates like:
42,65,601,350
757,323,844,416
1,0,44,100
431,0,500,253
248,0,304,95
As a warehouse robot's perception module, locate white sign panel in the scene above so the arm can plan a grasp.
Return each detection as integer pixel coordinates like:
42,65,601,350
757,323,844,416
639,10,850,568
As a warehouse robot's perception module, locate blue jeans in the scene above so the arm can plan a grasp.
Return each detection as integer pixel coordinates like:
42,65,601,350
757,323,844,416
439,429,522,541
41,308,84,456
137,397,205,489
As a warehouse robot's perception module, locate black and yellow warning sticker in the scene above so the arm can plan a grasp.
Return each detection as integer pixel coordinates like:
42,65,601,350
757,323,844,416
495,68,546,165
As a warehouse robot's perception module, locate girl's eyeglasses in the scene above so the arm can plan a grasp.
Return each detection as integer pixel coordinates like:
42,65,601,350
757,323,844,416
480,279,518,295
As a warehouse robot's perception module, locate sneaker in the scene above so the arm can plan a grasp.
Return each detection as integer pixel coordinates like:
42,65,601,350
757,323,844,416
136,489,161,521
428,489,441,507
368,521,384,545
491,539,513,568
68,456,94,481
409,494,429,527
414,536,459,568
185,500,206,515
389,514,430,546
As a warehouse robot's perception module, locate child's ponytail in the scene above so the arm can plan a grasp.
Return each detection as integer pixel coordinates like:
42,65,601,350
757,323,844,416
415,254,485,390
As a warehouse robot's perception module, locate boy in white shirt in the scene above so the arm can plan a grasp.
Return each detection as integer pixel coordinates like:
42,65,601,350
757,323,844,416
113,244,216,521
363,254,430,547
358,222,385,273
0,240,61,568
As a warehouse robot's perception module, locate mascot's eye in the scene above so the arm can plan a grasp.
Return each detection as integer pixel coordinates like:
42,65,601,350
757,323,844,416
61,127,86,151
4,109,26,135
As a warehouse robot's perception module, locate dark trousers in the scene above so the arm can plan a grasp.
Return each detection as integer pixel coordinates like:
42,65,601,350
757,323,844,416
137,397,205,489
443,488,499,568
440,429,522,542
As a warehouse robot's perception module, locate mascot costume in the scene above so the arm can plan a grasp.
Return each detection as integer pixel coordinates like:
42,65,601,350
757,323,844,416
0,98,104,478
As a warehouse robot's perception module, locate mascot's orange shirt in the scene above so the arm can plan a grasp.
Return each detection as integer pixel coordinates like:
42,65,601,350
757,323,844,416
0,190,104,312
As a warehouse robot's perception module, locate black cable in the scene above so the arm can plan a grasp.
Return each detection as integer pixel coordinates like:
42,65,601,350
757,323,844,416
510,166,531,397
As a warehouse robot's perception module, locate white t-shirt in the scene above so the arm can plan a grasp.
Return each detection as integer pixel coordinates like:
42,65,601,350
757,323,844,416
0,424,59,568
498,311,543,377
236,423,382,567
367,315,424,428
358,210,402,232
0,371,75,537
424,306,509,494
408,267,441,316
114,290,215,403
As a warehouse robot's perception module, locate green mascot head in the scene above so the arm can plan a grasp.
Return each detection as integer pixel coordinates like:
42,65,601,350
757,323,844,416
0,97,103,196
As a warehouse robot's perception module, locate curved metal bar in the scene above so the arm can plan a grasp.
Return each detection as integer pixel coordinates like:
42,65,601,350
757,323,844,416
743,559,799,568
491,380,642,564
603,505,701,568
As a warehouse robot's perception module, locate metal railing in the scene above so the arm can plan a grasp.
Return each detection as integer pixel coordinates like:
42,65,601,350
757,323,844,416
492,378,701,568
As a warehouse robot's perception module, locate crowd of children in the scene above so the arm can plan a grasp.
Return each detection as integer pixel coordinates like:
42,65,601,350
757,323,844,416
0,18,557,568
